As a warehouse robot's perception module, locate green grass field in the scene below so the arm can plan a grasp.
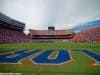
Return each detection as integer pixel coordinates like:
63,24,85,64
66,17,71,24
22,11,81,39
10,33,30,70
0,42,100,75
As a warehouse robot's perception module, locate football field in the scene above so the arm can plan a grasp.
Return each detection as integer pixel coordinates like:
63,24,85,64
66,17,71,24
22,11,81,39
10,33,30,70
0,42,100,75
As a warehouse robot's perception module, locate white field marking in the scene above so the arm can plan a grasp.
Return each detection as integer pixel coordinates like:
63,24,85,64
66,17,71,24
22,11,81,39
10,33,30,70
6,54,21,58
48,51,59,59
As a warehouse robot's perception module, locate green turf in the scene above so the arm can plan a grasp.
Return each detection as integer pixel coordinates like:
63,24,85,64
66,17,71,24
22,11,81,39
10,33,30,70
0,42,100,75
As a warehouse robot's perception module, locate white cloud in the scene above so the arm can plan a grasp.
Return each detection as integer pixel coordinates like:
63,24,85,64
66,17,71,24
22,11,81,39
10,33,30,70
0,0,100,34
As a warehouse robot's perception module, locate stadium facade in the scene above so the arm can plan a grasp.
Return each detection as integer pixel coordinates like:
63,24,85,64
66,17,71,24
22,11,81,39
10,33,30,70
29,28,75,42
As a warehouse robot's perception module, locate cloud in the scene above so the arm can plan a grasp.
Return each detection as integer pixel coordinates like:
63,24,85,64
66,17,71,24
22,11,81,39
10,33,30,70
0,0,100,33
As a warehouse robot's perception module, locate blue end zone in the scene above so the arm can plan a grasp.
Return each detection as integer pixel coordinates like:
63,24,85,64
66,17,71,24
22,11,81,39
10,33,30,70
0,49,40,63
82,50,100,62
0,49,99,65
32,50,71,64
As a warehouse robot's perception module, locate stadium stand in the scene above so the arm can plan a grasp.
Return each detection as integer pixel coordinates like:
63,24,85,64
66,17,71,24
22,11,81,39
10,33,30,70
71,26,100,44
29,29,75,42
0,13,31,43
1,12,99,44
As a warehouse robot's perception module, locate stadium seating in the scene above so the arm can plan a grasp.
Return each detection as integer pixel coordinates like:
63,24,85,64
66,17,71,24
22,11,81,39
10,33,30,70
71,26,100,44
0,27,32,43
28,29,74,42
0,13,32,43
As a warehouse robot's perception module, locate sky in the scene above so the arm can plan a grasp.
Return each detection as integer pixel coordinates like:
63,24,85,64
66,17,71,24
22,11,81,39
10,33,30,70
0,0,100,33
